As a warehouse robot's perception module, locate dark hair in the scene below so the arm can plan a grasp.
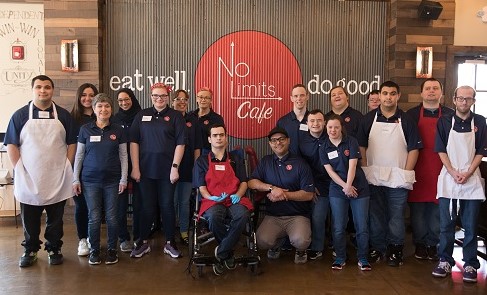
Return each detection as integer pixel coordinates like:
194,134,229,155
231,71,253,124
329,86,349,100
367,90,380,99
379,81,400,93
309,108,325,118
291,83,308,95
420,78,443,92
31,75,54,88
453,86,476,99
173,89,189,99
208,123,227,136
71,83,99,124
326,113,347,138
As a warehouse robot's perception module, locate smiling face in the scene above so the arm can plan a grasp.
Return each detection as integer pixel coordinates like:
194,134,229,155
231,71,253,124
173,91,189,113
290,86,309,111
326,118,343,141
330,87,349,110
93,101,112,121
81,87,96,109
196,90,212,109
453,87,476,117
32,79,54,106
307,112,325,137
151,87,169,110
117,91,133,111
368,93,380,110
268,132,290,157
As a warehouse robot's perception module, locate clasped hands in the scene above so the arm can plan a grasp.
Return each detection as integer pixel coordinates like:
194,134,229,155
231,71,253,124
208,192,241,204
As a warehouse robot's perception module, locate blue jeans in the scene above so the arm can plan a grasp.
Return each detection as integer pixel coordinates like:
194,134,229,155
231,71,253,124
438,198,481,269
409,202,439,247
329,196,369,260
310,196,329,252
73,194,88,240
369,185,408,253
203,203,249,260
118,179,141,242
138,178,176,242
83,182,119,251
174,181,192,233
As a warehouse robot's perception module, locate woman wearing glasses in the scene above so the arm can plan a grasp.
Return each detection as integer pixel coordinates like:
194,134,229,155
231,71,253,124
172,89,202,245
112,88,142,253
129,83,186,259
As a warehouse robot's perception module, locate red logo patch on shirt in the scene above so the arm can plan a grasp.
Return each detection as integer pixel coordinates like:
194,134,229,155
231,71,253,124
286,164,292,171
110,134,117,140
474,126,478,132
186,122,192,128
345,117,351,123
164,116,170,121
204,120,209,125
344,149,350,156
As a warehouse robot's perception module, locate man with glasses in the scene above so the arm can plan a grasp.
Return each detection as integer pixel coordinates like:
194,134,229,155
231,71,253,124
367,90,380,111
190,87,224,155
432,85,487,283
249,127,315,264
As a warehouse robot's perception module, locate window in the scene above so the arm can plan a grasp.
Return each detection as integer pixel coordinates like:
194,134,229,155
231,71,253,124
458,62,487,117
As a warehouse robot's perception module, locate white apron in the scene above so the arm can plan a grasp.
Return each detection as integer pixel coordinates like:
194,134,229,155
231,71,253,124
362,113,416,190
436,117,485,201
14,102,74,205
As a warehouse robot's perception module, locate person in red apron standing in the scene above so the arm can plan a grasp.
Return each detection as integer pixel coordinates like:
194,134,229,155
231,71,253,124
406,78,454,261
357,81,423,267
4,75,77,267
193,124,253,276
432,86,487,283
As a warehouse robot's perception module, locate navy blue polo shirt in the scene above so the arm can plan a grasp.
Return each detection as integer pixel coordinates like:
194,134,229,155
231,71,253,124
4,102,77,146
356,108,423,151
406,103,455,124
320,135,369,199
250,152,314,217
435,112,487,156
78,122,127,183
189,109,224,151
130,106,186,179
179,113,203,182
298,130,331,197
276,110,310,155
325,106,363,138
193,150,247,188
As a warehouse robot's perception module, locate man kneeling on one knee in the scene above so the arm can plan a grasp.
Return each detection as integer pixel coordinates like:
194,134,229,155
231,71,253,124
193,124,253,275
249,127,315,264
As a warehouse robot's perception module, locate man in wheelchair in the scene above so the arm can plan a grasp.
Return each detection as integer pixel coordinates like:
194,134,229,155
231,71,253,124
193,124,254,275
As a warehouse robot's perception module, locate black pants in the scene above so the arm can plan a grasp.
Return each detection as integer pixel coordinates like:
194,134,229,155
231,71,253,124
20,200,66,252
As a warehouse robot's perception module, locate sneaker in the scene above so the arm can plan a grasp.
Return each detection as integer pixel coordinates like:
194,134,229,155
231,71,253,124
358,258,372,271
267,247,281,260
463,266,477,283
308,250,323,260
223,256,236,270
130,242,151,258
120,241,133,253
213,262,225,276
294,250,307,264
387,251,403,267
180,232,189,246
414,244,428,260
432,260,452,278
163,241,182,258
77,238,90,256
19,251,37,267
48,250,63,265
368,249,383,263
427,246,439,261
105,249,119,265
89,250,101,265
332,258,346,270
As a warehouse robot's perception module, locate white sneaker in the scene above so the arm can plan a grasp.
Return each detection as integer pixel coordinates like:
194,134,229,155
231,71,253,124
78,238,90,256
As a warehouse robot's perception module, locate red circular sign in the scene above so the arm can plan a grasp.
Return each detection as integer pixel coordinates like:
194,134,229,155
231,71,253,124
195,31,302,139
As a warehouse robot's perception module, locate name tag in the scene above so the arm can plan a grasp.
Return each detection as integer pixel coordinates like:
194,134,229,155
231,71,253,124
90,136,101,142
38,111,50,119
142,116,152,121
299,124,308,131
327,150,338,159
215,165,226,171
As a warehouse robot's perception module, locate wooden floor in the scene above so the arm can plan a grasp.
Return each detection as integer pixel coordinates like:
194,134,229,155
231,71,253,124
0,207,486,295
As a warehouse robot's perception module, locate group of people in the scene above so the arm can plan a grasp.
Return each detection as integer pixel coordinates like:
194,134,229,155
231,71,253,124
4,75,485,284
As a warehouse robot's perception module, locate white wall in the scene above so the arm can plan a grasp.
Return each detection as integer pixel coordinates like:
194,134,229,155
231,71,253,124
455,0,487,46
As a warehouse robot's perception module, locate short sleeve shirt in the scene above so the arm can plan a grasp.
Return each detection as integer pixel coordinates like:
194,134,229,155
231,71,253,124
276,110,309,155
325,106,363,138
298,131,331,197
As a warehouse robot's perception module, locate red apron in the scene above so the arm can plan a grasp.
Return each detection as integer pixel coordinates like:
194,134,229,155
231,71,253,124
198,153,253,215
408,107,442,203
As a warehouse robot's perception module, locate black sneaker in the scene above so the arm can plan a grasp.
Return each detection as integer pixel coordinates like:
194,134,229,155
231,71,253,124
105,249,118,265
307,250,323,260
368,249,383,263
427,245,439,261
89,250,101,265
213,262,225,276
387,245,403,267
223,256,236,270
19,251,37,267
48,250,64,265
414,244,428,260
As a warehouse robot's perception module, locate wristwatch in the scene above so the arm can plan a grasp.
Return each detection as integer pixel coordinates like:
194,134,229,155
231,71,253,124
172,163,179,169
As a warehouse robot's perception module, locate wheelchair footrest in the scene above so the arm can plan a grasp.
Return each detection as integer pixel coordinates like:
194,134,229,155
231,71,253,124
192,255,260,266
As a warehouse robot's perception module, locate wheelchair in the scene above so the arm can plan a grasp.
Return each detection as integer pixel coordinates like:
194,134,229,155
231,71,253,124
187,147,261,278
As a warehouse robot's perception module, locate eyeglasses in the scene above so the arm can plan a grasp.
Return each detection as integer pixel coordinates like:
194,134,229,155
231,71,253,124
174,97,189,102
151,94,169,99
117,98,131,103
455,96,474,103
269,137,287,144
197,96,211,101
